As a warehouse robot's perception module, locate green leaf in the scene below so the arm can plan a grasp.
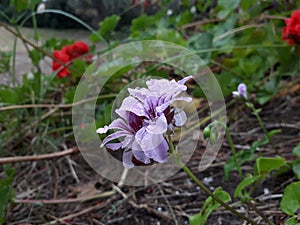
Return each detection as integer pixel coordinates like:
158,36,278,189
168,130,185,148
10,0,40,12
254,157,286,177
156,29,186,46
280,182,300,216
90,15,120,42
292,159,300,180
0,88,20,104
284,217,300,225
216,0,240,19
240,0,257,10
176,10,193,27
0,52,11,73
189,187,231,225
29,49,44,66
293,143,300,158
0,165,15,224
224,149,255,181
234,174,260,199
188,32,213,63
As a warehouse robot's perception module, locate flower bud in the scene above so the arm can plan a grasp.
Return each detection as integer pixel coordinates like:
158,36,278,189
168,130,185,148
203,126,211,139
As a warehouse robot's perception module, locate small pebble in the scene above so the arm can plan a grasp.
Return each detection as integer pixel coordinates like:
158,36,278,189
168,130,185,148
203,177,213,185
264,188,270,195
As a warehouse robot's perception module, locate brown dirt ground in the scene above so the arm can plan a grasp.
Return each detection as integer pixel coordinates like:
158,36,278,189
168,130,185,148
3,79,300,225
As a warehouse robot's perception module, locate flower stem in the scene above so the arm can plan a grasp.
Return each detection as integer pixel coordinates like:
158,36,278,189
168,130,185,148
180,161,258,225
246,103,278,154
167,137,258,225
225,126,243,179
246,201,275,225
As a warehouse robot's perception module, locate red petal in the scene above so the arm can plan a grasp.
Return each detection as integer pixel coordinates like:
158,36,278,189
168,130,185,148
72,41,90,57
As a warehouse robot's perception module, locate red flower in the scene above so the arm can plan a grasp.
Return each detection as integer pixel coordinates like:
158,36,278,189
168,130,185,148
72,41,90,58
282,10,300,45
52,41,92,78
52,50,70,78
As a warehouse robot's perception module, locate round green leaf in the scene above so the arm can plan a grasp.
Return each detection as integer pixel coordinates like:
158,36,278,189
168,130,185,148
280,182,300,216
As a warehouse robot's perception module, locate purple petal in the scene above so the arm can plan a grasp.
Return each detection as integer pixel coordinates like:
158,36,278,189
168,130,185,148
105,143,123,150
122,150,135,169
143,137,169,163
139,132,166,152
237,83,247,99
174,109,187,126
101,130,132,147
108,118,131,132
178,75,193,85
146,114,168,134
151,139,169,162
128,87,149,101
116,96,146,118
132,149,151,164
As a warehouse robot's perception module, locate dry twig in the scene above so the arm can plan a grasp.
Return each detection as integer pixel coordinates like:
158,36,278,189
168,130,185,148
0,147,79,165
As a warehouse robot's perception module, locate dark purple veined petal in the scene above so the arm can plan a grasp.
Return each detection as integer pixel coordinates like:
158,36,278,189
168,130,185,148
108,118,132,132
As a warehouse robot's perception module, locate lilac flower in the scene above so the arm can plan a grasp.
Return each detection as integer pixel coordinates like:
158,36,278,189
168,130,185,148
232,83,247,100
96,76,193,168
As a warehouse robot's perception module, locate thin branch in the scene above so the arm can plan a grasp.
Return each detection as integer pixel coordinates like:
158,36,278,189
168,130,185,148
14,189,116,205
42,202,108,225
0,147,79,165
0,94,116,111
179,18,223,30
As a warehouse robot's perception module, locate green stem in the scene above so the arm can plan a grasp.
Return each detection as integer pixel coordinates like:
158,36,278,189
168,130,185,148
167,137,258,225
246,201,275,225
225,126,243,179
247,103,278,154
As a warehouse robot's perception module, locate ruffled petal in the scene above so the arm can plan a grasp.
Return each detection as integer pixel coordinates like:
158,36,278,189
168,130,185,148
132,149,151,164
151,138,169,162
116,96,146,118
143,136,168,163
174,109,187,126
139,132,166,152
146,114,168,134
